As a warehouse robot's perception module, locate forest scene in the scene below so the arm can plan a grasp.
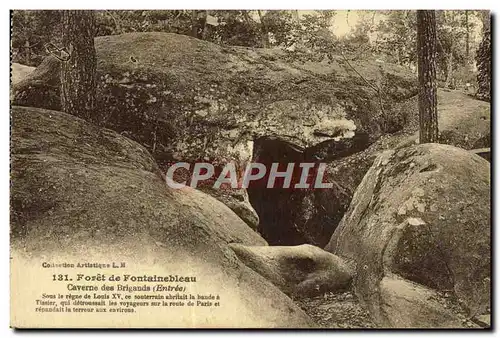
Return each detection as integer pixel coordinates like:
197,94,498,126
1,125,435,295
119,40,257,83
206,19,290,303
10,10,491,328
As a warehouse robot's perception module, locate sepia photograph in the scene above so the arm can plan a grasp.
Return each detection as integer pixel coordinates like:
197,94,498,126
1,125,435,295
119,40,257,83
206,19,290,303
9,9,491,329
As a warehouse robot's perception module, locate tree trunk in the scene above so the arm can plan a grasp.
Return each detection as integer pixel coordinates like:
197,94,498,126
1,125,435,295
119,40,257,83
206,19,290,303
476,12,491,101
465,10,470,61
444,41,453,88
481,10,490,33
191,10,198,37
60,10,97,123
257,10,269,48
24,39,31,65
417,10,439,143
200,10,209,40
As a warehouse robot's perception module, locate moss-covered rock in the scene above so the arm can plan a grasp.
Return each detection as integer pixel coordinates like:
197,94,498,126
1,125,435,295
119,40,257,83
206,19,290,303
229,243,353,298
325,144,490,328
11,56,60,110
10,105,316,328
11,32,417,230
320,89,491,241
13,33,418,163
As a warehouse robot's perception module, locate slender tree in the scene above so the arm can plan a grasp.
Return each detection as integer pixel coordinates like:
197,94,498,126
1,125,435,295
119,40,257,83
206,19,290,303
417,10,439,143
191,10,199,37
481,10,490,32
257,10,270,48
465,10,469,61
200,10,209,40
60,10,97,123
476,11,491,101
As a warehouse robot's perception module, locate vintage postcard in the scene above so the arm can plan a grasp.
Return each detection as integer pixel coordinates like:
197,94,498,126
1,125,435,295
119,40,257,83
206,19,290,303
10,9,491,328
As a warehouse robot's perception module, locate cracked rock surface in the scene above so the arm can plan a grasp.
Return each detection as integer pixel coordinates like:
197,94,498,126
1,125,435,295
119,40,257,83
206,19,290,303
325,143,490,328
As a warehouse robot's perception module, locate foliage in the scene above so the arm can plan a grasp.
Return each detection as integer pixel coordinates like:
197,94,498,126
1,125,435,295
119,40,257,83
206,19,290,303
375,10,484,92
11,10,62,66
340,11,378,58
12,10,341,66
260,10,298,47
294,11,336,50
434,10,476,85
476,28,491,101
12,9,487,98
207,11,262,47
377,11,417,67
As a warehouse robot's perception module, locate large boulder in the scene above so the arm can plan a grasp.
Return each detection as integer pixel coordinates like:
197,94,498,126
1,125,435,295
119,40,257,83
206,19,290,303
11,56,60,110
11,32,417,235
327,89,491,192
318,89,491,243
377,275,466,328
229,243,353,298
10,62,35,85
12,32,417,160
10,105,315,328
325,144,490,328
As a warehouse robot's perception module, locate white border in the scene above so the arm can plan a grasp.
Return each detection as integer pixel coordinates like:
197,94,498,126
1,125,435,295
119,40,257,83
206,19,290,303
1,2,498,337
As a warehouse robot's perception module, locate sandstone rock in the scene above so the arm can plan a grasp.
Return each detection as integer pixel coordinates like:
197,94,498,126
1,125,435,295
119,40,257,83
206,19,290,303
378,275,465,328
473,314,491,328
11,56,61,110
400,89,491,149
326,89,491,197
325,143,490,328
10,105,314,328
199,187,259,230
295,291,376,328
229,243,353,297
11,32,416,231
234,88,490,246
12,33,417,160
319,90,490,243
10,62,35,85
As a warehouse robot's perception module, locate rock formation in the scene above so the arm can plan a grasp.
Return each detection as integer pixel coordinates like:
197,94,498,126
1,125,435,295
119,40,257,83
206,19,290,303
229,243,353,297
325,144,491,328
10,105,315,328
11,32,417,235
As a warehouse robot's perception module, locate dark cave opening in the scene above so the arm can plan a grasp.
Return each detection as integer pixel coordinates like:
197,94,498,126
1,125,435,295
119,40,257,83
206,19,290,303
247,133,372,246
247,136,308,245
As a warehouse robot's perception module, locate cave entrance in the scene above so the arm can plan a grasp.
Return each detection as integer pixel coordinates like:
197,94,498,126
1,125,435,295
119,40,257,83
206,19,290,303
246,133,372,246
247,136,309,245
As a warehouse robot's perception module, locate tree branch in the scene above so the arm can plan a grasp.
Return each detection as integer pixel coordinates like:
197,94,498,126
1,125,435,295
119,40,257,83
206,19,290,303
340,50,386,115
